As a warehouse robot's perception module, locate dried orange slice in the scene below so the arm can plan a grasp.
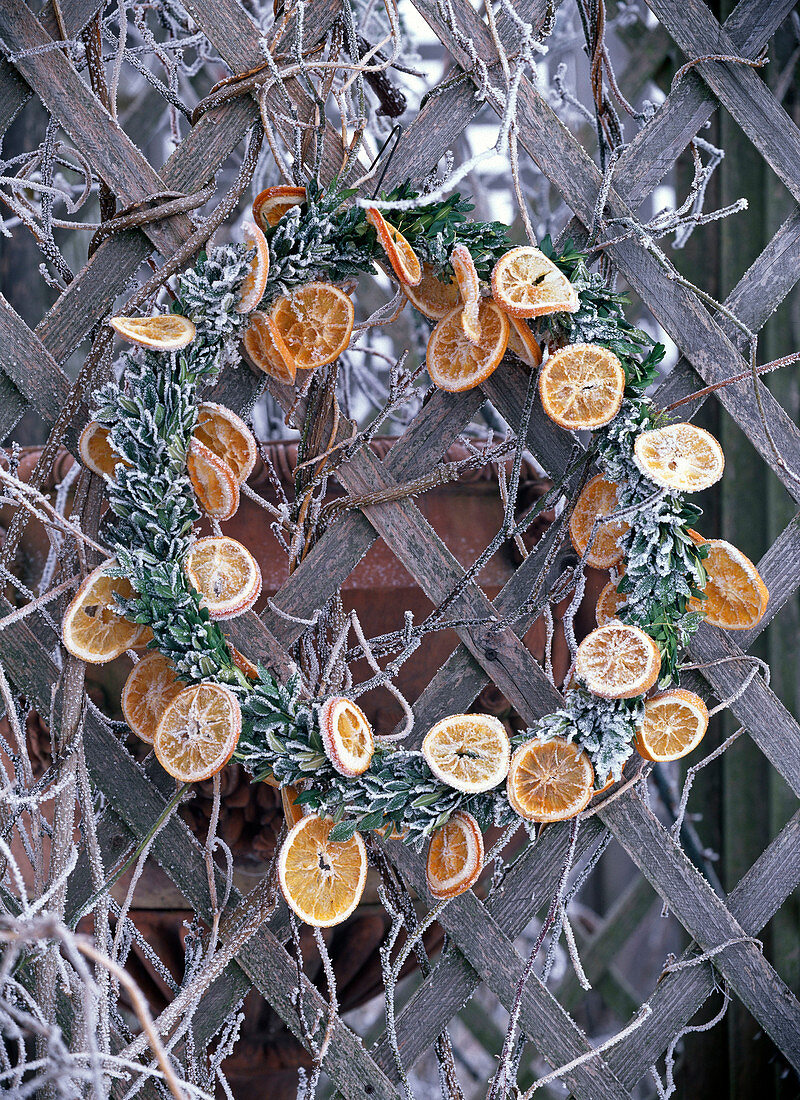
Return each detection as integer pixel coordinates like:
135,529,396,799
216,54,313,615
121,651,183,745
505,314,542,369
188,439,239,521
109,314,195,350
569,474,628,569
62,562,143,664
539,344,625,430
154,683,241,783
427,300,509,392
633,423,724,493
269,283,354,371
422,714,511,793
491,247,579,319
230,646,259,680
402,262,460,320
281,784,305,827
184,536,262,621
506,738,594,822
634,688,709,762
575,621,661,699
194,402,257,485
78,422,129,478
235,221,270,313
243,311,296,385
451,244,481,343
687,537,768,630
595,580,628,626
426,810,484,899
366,206,422,285
278,814,367,927
319,696,374,777
252,185,306,230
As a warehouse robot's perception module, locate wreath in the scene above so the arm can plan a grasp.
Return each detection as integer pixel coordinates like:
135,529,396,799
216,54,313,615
63,181,768,926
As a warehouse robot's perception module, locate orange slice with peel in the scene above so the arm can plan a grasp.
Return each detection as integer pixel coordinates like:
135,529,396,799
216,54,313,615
319,696,374,777
269,283,354,372
252,185,306,230
188,439,239,521
402,262,460,320
62,562,143,664
281,783,305,827
278,814,367,927
194,402,257,485
229,646,259,681
422,714,511,793
491,247,579,319
569,474,628,569
633,423,724,493
235,221,270,312
575,621,661,699
451,244,481,343
243,311,296,385
505,314,542,369
110,314,195,350
427,300,509,392
426,810,484,899
539,343,625,430
595,579,628,626
506,738,594,822
154,682,241,783
366,206,422,285
687,536,768,630
634,688,709,762
121,651,183,745
79,422,129,478
184,536,262,621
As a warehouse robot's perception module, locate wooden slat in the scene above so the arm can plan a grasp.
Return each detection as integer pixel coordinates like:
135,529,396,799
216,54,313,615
607,808,800,1088
599,791,800,1072
0,0,194,257
389,842,634,1100
647,0,800,206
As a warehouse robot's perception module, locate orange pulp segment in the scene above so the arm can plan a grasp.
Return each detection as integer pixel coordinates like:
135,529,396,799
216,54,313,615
506,737,594,821
422,714,511,793
62,562,143,663
121,651,183,745
154,682,241,782
426,810,484,899
278,815,367,927
426,300,509,392
539,343,625,430
575,621,661,699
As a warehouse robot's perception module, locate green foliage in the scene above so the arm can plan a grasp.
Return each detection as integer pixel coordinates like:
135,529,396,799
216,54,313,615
595,399,709,685
94,244,252,687
530,689,645,784
260,179,511,302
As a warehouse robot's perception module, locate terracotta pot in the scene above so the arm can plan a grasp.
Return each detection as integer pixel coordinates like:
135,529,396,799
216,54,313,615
2,441,607,1095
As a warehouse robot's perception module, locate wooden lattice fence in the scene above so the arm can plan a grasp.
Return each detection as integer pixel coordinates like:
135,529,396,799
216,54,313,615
0,0,799,1096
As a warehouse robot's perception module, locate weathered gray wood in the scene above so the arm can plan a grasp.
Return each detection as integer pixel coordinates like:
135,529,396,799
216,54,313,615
372,819,606,1074
0,0,102,134
0,0,195,257
0,294,70,426
389,842,634,1100
599,792,800,1073
607,808,800,1089
647,0,800,207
